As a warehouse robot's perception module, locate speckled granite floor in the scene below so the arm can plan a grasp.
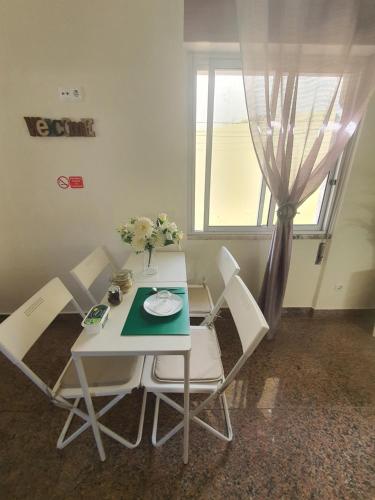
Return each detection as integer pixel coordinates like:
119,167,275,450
0,311,374,500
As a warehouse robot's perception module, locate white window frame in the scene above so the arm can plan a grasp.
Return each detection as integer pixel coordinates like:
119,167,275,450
187,53,345,238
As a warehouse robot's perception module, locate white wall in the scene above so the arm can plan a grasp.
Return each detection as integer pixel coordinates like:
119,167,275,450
314,101,375,309
0,0,373,312
185,238,324,308
0,0,187,311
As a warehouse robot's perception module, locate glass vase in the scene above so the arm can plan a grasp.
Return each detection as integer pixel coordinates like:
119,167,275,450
143,248,158,276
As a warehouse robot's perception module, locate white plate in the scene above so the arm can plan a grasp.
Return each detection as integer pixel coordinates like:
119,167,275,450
143,293,183,317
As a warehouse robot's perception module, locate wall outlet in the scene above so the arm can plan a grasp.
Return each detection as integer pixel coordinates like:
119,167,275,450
58,87,83,102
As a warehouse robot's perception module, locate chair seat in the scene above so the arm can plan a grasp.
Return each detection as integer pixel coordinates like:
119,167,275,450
153,327,223,383
188,285,213,315
59,356,140,389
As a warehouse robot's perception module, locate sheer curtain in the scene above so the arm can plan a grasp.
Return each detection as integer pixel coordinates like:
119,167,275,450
236,0,375,335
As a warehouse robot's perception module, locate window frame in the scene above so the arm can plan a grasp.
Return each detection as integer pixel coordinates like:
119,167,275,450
187,53,343,238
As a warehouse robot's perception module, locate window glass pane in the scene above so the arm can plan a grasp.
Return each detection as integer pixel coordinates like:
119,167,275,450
261,187,271,226
294,178,328,225
271,177,328,225
273,204,278,225
295,77,342,171
209,70,262,226
192,59,342,233
194,71,208,231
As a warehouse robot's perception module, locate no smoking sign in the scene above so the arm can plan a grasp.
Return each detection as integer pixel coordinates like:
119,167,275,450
57,176,69,189
57,176,84,189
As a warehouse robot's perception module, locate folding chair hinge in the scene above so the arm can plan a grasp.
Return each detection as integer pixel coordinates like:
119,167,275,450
51,398,73,411
203,310,222,329
46,386,57,402
217,383,226,396
46,388,73,411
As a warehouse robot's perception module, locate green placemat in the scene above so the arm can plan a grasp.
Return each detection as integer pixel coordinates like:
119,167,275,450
121,287,190,336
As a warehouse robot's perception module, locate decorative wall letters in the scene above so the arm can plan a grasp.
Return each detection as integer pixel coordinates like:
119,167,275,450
24,117,95,137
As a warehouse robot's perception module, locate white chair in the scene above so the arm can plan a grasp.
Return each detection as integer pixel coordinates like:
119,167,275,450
188,246,240,318
71,246,116,306
0,277,146,453
142,275,269,447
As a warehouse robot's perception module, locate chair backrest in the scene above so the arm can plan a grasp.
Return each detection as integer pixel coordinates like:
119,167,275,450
217,276,268,393
0,278,82,395
216,247,240,286
70,246,114,304
224,275,268,355
202,247,240,326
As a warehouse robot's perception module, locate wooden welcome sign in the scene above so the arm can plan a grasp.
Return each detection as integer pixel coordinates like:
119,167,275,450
24,117,95,137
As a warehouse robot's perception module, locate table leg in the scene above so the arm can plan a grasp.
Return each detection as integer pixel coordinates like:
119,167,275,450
73,355,106,461
183,350,191,464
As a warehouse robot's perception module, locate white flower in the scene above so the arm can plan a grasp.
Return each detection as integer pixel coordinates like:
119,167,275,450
117,214,181,251
131,234,147,252
153,229,166,248
133,229,145,241
133,217,153,238
175,230,184,241
160,221,173,233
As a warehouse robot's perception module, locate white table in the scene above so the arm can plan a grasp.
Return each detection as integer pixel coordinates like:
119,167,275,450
71,251,191,463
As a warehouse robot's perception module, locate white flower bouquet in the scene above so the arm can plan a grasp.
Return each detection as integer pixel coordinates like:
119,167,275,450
117,213,183,274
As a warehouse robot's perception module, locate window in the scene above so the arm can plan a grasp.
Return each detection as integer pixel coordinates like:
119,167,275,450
189,55,343,236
